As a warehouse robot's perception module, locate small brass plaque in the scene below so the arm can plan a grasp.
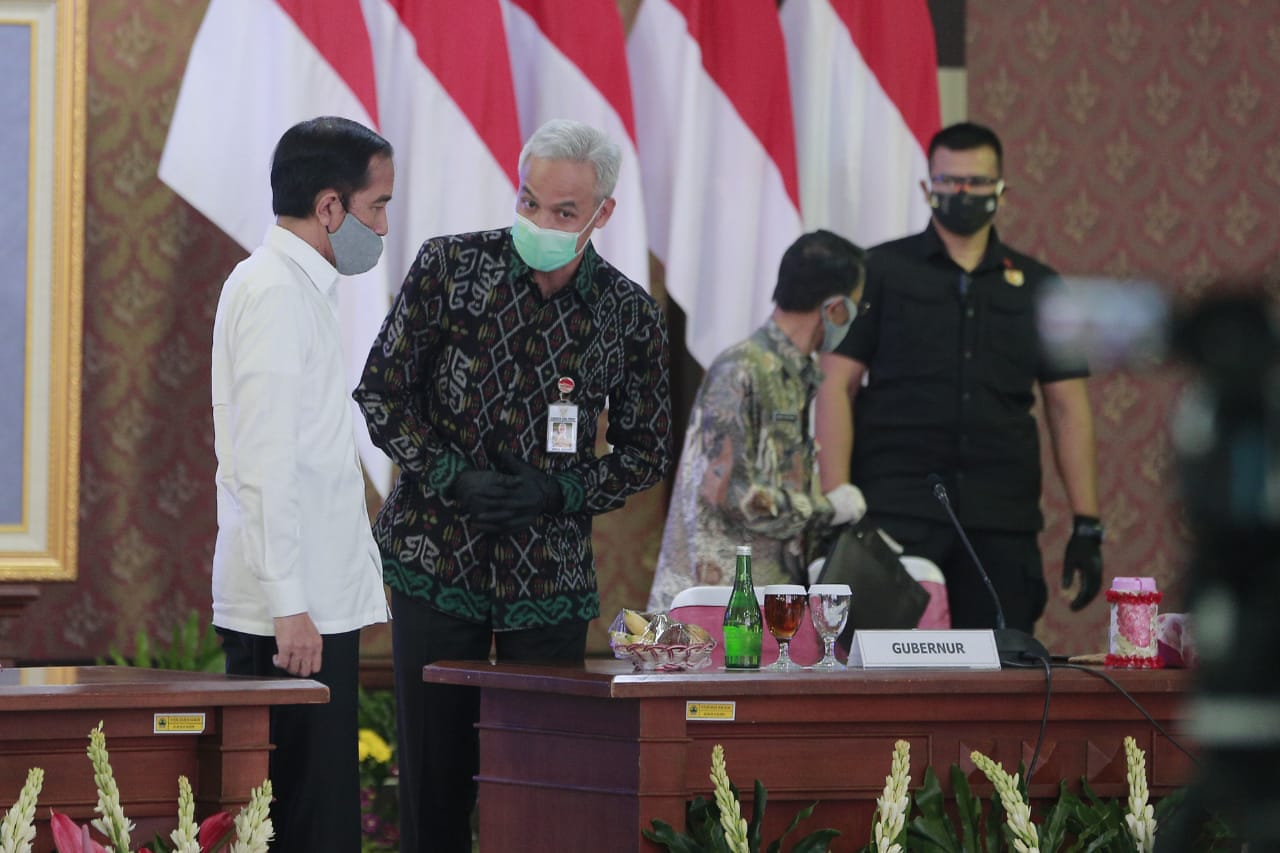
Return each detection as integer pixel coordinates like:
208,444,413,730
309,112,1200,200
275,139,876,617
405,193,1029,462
153,713,207,734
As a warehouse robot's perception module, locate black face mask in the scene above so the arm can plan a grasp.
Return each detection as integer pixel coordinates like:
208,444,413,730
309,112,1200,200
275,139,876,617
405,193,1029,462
930,191,998,236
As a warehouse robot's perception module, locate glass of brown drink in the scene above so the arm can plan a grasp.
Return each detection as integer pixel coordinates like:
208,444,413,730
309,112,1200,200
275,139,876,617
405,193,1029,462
763,584,807,671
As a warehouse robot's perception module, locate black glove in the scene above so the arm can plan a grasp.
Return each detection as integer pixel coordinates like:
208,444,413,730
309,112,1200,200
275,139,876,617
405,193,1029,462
1062,514,1104,611
478,451,564,533
449,469,522,531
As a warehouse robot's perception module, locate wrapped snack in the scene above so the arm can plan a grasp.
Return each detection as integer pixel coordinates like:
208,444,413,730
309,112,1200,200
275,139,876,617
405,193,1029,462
656,622,693,646
656,622,712,646
607,608,716,671
609,608,654,649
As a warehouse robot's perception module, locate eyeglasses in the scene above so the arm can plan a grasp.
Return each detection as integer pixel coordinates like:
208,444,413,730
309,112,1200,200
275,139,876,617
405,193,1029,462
930,174,1004,193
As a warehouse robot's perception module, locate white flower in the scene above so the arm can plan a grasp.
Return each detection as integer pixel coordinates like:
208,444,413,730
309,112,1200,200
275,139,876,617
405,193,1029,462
0,767,43,853
872,740,911,853
1124,736,1157,853
6,724,272,853
970,751,1039,853
86,722,134,853
709,745,750,853
168,776,201,853
229,779,274,853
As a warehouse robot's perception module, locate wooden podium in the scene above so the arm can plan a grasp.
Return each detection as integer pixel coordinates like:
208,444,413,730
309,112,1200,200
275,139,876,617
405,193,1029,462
424,659,1194,852
0,666,327,848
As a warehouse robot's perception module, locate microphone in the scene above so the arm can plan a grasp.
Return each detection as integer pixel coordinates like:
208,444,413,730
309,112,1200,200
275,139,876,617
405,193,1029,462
927,474,1050,664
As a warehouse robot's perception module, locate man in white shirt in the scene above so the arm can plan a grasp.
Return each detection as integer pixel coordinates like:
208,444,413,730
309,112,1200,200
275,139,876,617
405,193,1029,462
210,116,393,852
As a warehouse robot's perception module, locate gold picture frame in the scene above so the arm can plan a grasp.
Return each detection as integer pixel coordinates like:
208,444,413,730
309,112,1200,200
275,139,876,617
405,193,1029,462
0,0,84,580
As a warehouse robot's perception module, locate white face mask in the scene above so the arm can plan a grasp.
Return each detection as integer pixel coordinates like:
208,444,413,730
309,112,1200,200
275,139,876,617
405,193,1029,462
820,295,857,352
511,200,605,272
328,209,383,275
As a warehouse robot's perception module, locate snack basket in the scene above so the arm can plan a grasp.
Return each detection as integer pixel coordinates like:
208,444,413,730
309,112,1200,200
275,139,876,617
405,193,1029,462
608,609,716,672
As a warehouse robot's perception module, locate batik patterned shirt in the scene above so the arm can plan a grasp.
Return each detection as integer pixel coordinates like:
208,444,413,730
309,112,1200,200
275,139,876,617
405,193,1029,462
354,228,672,630
647,319,833,611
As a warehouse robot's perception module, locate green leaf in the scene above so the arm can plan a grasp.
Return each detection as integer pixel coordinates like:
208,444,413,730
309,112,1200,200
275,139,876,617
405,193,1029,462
906,819,963,853
985,785,1007,853
949,764,983,853
791,829,841,853
686,795,731,852
746,779,766,853
644,819,709,853
1037,781,1076,852
776,801,817,841
1152,785,1185,822
95,610,227,672
1079,825,1123,852
765,800,819,853
98,645,130,667
912,766,947,819
906,768,964,853
136,627,153,668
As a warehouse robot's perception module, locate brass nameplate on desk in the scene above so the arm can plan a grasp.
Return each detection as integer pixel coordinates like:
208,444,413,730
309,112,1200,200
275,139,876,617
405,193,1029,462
686,701,736,721
153,713,207,734
848,630,1000,670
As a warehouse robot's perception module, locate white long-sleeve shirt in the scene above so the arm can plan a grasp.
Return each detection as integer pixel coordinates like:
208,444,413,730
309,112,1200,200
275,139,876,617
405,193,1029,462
211,225,387,636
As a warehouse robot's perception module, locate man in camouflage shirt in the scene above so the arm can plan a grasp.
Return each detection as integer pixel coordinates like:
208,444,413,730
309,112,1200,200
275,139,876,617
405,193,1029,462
354,119,671,853
648,230,867,611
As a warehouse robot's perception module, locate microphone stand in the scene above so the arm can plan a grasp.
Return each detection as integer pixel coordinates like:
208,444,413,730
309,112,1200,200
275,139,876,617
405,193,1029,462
928,475,1051,665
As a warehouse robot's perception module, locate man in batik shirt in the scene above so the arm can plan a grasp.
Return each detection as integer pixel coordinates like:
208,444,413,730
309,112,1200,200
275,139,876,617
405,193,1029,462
648,230,867,612
353,119,671,853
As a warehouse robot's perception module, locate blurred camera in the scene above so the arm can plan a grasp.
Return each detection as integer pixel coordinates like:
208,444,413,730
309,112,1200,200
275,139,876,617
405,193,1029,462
1049,282,1280,848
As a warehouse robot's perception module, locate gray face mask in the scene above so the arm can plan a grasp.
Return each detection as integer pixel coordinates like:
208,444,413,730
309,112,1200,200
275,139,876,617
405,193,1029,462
328,209,383,275
820,295,857,352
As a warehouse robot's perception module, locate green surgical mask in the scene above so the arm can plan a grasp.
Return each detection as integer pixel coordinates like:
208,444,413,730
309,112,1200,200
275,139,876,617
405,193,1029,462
512,200,605,272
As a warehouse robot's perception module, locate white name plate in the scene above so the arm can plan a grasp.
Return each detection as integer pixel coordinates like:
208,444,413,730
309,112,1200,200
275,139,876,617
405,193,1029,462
847,629,1000,670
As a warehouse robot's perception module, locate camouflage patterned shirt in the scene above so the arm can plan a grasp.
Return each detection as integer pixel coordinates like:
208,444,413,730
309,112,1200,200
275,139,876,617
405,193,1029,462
354,229,672,630
648,319,833,611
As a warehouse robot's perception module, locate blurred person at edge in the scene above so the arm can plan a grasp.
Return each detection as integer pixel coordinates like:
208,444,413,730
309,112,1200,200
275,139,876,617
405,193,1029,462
211,116,394,853
648,230,868,612
815,121,1103,635
353,118,672,853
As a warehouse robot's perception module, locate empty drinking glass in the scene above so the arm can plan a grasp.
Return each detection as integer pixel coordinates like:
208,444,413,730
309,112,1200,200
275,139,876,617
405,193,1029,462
807,583,852,670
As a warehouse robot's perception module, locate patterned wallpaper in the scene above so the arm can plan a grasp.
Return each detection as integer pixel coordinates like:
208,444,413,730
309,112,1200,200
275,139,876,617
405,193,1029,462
970,0,1280,654
0,2,238,660
2,0,1277,660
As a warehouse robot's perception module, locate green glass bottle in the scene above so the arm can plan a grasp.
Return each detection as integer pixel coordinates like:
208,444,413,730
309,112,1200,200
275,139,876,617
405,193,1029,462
722,545,762,669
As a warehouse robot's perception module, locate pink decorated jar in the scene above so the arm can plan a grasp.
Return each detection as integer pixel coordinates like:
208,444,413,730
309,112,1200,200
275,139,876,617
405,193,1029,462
1105,576,1164,669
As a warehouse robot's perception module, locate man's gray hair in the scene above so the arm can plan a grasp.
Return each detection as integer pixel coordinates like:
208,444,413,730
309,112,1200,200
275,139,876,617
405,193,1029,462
519,119,621,201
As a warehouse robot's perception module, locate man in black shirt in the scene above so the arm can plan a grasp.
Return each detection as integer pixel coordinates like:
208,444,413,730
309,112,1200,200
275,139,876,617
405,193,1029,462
815,122,1103,634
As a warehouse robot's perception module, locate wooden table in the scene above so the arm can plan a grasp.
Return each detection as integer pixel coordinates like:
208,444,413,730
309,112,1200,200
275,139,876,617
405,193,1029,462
0,666,327,847
424,659,1195,852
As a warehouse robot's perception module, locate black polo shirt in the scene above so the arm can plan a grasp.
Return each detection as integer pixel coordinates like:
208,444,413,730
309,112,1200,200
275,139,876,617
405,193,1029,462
834,224,1088,532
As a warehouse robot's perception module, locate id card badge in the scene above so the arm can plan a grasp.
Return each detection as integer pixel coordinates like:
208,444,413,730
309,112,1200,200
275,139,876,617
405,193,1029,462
547,403,579,453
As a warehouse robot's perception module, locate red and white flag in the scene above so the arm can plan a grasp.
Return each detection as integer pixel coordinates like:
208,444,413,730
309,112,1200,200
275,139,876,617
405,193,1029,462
503,0,649,290
160,0,522,495
628,0,803,367
780,0,940,247
360,0,521,493
364,0,521,272
159,0,381,252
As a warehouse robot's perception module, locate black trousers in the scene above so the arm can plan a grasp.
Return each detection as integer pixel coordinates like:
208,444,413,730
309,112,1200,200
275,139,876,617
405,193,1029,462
871,513,1047,633
217,627,362,853
390,590,589,853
